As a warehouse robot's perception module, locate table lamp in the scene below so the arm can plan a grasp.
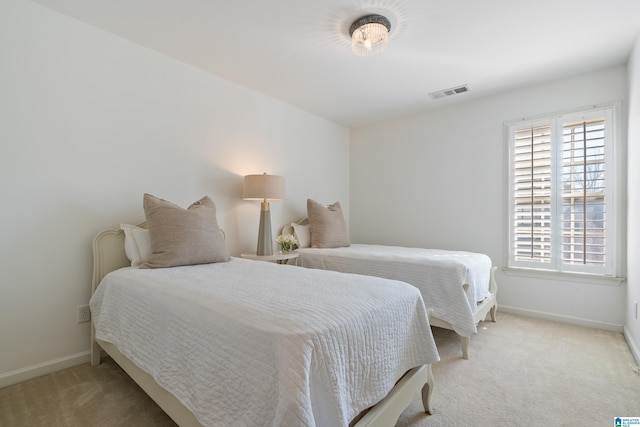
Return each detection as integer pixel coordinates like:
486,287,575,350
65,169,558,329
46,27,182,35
243,173,285,256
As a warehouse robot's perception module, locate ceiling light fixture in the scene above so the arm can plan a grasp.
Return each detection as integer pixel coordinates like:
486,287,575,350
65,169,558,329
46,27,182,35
349,14,391,57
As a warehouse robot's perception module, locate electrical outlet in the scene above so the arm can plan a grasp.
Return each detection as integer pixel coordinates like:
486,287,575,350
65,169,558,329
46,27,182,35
77,304,91,323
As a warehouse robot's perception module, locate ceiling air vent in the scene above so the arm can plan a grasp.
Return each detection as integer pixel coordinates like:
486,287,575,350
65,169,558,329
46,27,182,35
428,84,470,100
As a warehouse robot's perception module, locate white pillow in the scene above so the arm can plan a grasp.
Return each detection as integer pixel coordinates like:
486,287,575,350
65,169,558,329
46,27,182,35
291,222,311,248
121,224,151,266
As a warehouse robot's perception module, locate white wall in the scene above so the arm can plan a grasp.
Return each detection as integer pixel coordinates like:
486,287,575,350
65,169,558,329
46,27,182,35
351,65,628,330
625,35,640,362
0,0,349,386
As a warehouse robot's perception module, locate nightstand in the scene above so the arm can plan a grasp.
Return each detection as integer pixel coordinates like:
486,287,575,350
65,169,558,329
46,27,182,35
240,252,299,265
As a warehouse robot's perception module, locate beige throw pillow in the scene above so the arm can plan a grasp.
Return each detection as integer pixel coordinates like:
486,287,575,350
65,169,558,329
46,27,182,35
307,199,351,248
140,194,230,268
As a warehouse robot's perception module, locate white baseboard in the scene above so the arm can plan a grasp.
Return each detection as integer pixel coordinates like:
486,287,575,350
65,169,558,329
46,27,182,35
498,305,624,333
623,325,640,366
0,351,90,389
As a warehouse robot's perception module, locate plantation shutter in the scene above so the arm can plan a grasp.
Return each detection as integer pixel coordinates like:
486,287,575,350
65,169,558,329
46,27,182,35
508,106,616,277
560,116,607,268
512,124,552,264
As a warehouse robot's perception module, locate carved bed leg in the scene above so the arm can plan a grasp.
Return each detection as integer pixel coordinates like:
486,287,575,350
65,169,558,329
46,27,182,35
461,335,470,360
421,364,434,415
90,324,101,366
489,266,498,323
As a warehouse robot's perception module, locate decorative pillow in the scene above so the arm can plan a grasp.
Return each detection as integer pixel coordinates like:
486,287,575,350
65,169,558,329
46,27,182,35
291,222,311,248
121,224,151,266
307,199,351,248
140,194,230,268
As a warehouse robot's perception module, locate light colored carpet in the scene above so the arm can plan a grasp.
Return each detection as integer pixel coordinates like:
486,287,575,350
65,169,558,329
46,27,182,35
1,312,638,426
397,312,640,427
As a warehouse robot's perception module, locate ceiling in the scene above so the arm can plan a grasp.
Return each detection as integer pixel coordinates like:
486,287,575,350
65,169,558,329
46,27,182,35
31,0,640,127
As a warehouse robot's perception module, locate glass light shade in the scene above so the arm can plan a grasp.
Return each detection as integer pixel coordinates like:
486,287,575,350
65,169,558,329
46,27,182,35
350,15,391,57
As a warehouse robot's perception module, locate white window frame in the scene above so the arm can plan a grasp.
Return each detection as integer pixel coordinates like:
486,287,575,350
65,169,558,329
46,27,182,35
506,103,622,280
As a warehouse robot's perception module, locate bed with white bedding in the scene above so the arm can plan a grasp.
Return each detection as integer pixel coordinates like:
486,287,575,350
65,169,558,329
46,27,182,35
90,225,440,427
283,217,497,360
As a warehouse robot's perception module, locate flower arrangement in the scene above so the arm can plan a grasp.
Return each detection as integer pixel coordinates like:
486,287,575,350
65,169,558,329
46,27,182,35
276,233,298,253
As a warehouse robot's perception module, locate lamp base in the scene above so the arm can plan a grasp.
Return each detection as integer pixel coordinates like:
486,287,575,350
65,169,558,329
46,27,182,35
256,201,273,256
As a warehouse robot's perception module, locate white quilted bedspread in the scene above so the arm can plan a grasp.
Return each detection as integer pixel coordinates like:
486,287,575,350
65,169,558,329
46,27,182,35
295,244,492,337
90,257,439,427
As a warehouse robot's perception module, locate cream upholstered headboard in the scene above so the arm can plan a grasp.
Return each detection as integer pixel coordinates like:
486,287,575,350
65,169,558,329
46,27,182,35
281,224,294,236
281,217,308,236
91,223,146,294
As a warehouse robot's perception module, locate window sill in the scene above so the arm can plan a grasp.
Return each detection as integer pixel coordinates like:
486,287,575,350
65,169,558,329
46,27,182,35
502,267,625,287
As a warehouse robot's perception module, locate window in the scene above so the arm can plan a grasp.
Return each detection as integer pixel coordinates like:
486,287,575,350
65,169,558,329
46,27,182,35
507,105,618,277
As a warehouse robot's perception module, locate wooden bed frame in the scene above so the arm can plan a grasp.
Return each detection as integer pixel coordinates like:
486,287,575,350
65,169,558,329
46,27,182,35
428,268,497,360
282,221,498,360
90,226,435,426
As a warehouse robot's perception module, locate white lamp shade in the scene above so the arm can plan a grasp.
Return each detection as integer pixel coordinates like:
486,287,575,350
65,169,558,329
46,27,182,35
243,174,285,201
